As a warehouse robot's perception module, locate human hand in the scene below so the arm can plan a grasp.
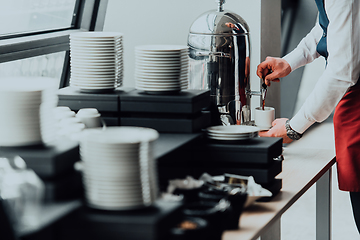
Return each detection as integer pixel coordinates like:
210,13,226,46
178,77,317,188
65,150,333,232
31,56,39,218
258,118,293,144
256,57,291,86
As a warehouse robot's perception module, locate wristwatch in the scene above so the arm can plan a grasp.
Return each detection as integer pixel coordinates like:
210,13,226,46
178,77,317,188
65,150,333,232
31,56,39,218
285,120,303,140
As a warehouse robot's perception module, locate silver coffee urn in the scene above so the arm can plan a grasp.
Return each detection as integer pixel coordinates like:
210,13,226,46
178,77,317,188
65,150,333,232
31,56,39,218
188,0,262,126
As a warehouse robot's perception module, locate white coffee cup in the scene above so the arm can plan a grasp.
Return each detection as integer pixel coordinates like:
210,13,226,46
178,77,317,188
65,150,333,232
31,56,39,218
54,110,76,121
254,106,275,130
76,108,102,128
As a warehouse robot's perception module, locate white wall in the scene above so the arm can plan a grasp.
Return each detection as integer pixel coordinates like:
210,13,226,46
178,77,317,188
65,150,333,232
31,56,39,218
104,0,261,87
103,0,280,116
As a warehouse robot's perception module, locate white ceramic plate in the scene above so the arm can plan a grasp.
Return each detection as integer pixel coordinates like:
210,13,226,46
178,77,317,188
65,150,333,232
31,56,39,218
70,67,120,73
70,54,122,59
70,44,122,50
135,82,182,87
70,84,115,90
81,126,159,145
70,71,116,77
135,45,188,51
70,31,123,38
135,79,184,85
70,52,122,58
70,46,122,51
86,197,144,206
71,59,123,63
135,52,188,58
135,58,188,64
135,86,181,91
207,134,257,141
206,125,260,135
70,39,122,44
70,49,122,54
70,65,122,70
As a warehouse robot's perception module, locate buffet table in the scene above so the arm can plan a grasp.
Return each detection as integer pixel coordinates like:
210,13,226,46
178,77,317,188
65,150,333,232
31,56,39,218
18,133,203,238
223,121,336,240
16,122,336,240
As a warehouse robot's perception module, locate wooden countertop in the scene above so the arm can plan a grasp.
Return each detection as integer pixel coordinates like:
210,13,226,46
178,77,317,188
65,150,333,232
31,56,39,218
223,122,336,240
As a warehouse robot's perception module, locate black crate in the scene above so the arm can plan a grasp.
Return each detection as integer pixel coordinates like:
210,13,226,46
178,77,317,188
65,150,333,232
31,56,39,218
119,89,210,114
192,137,283,166
0,138,79,179
120,111,211,133
159,158,282,185
57,200,183,240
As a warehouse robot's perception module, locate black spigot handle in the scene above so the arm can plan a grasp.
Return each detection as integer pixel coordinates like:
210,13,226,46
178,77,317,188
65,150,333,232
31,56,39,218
261,77,267,90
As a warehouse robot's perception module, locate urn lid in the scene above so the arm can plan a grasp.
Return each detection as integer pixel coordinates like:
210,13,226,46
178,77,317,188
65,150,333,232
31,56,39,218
189,0,250,35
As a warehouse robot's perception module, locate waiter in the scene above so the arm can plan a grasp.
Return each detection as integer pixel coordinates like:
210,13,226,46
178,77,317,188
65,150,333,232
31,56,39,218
257,0,360,234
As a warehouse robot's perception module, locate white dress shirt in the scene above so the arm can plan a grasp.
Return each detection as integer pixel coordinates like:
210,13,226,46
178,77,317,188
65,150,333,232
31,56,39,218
283,0,360,134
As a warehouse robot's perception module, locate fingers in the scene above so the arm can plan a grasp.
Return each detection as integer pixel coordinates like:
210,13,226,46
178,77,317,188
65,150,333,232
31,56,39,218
258,130,272,137
256,61,270,79
265,78,279,86
257,57,291,83
271,118,283,127
272,119,277,127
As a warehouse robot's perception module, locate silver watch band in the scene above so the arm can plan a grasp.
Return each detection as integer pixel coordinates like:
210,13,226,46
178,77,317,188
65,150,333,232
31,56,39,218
285,120,303,140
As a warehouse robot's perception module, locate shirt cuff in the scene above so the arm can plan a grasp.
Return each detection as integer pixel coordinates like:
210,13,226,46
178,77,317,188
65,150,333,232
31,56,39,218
283,49,308,72
289,112,315,134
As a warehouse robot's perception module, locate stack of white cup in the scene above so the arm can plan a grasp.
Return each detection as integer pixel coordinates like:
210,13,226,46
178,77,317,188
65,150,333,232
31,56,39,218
53,107,103,141
54,106,85,140
76,108,102,128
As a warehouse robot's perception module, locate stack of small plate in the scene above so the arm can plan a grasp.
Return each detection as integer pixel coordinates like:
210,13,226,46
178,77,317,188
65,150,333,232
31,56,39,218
80,127,159,210
0,77,58,147
206,125,260,141
134,45,189,94
69,32,123,93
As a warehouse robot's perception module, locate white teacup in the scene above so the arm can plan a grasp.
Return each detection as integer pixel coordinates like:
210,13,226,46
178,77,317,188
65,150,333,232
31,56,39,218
54,110,76,121
254,106,275,130
76,108,102,128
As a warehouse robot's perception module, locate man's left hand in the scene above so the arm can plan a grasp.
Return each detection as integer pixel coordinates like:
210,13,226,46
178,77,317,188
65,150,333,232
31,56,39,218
258,118,293,144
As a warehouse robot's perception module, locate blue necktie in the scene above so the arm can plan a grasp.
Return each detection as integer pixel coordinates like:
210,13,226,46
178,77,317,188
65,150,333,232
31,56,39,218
315,0,329,59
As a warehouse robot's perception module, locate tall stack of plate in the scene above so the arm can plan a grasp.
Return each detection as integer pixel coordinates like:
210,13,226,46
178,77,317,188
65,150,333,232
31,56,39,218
206,125,260,141
134,45,189,94
80,127,159,210
69,32,123,93
0,77,58,147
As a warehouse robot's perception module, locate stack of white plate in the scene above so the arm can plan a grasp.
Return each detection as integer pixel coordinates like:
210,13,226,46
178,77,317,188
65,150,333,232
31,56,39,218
0,77,58,147
206,125,260,141
80,127,159,210
134,45,189,94
69,32,123,93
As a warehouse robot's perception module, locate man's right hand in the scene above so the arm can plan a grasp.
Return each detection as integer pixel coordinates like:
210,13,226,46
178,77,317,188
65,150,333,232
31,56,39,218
256,57,292,86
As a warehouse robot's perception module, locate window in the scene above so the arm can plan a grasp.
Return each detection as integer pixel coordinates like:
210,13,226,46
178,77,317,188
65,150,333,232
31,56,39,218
0,52,66,85
0,0,109,88
0,0,78,37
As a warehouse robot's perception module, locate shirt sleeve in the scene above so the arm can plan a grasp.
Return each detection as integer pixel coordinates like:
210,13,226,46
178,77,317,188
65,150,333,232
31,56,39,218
286,0,360,134
283,22,322,71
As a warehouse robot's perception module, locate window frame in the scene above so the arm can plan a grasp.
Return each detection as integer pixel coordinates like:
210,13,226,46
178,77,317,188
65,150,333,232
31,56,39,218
0,0,109,88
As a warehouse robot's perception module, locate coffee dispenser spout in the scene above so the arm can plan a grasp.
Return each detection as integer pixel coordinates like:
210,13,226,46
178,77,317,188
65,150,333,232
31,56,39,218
216,0,226,12
248,85,267,100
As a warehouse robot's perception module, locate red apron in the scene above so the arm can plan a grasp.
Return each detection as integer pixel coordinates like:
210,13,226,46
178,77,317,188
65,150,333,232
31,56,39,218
334,83,360,192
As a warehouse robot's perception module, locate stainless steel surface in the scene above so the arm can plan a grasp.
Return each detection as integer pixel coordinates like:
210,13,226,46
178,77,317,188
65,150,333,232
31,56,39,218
188,1,252,125
216,0,226,12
